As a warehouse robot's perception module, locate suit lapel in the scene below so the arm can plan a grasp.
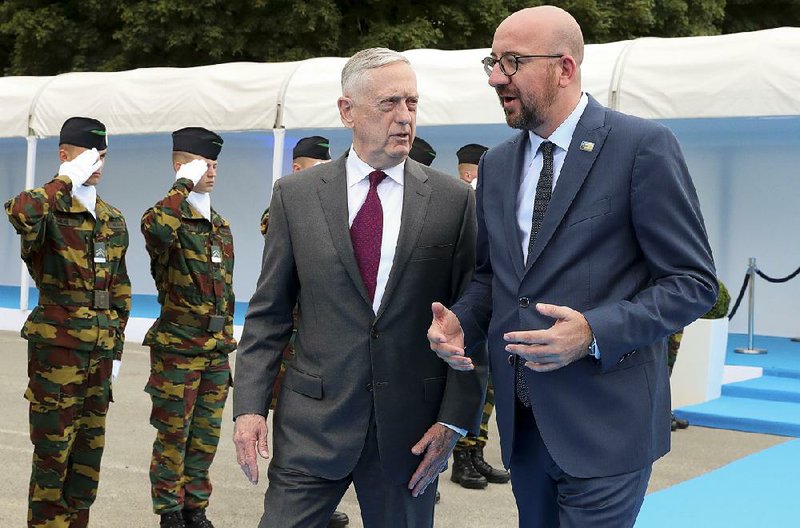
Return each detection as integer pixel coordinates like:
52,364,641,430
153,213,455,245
525,96,609,271
504,132,528,280
317,156,372,306
376,161,431,320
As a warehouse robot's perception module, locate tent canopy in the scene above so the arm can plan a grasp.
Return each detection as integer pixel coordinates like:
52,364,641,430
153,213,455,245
1,27,799,139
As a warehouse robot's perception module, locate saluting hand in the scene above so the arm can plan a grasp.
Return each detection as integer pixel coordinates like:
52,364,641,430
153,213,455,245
176,158,208,185
59,148,102,186
233,413,270,485
427,302,473,371
504,303,593,372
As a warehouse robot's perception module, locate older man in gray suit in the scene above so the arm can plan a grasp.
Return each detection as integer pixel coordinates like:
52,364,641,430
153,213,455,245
232,48,486,528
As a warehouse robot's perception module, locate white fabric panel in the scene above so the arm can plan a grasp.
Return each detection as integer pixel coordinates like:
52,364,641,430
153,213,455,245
280,57,349,129
0,77,51,138
1,28,799,139
29,62,299,137
616,28,800,119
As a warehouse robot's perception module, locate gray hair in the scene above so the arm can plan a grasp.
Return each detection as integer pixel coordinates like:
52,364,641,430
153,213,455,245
341,48,410,97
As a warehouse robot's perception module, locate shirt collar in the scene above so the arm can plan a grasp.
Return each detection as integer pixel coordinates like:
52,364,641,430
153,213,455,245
347,146,405,188
528,92,589,154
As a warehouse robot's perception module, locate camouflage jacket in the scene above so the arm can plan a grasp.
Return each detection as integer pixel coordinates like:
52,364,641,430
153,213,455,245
259,207,269,237
5,175,131,359
141,178,236,355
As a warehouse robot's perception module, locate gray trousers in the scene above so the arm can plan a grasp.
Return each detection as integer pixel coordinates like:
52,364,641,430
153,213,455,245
259,413,438,528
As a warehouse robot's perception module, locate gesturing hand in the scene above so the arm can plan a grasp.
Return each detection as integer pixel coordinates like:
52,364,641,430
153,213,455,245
233,413,270,485
427,302,473,370
176,158,208,185
504,303,593,373
59,148,102,187
408,423,459,497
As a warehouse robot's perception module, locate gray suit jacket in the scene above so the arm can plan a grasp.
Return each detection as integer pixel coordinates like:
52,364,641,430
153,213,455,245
233,154,486,484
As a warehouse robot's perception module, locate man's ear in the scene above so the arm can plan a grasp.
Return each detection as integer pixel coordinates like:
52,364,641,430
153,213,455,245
58,149,69,163
338,96,355,129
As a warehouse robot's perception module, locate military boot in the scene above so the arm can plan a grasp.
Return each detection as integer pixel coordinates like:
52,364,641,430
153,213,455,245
471,446,510,484
450,447,488,489
160,511,187,528
183,508,214,528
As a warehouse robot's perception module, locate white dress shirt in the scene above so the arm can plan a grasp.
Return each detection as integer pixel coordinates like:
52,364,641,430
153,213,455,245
517,93,589,262
514,93,600,359
346,147,467,437
346,147,405,314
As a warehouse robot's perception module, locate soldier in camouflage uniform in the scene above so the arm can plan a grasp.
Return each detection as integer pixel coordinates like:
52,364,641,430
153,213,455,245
141,128,235,528
259,135,332,237
449,144,511,489
5,117,131,528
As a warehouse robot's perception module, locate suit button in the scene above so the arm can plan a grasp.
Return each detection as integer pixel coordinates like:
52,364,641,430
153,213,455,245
366,383,373,392
507,354,515,366
519,297,530,308
370,327,379,339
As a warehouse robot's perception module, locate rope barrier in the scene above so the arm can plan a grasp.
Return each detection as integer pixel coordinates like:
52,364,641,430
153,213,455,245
756,265,800,284
727,272,750,320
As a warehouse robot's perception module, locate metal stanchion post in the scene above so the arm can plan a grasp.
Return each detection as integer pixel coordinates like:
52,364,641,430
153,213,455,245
735,257,767,354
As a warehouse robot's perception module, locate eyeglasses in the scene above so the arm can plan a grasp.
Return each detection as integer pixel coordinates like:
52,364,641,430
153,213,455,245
482,53,564,77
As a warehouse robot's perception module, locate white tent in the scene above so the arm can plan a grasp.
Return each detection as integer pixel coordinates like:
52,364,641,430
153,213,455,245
1,27,799,140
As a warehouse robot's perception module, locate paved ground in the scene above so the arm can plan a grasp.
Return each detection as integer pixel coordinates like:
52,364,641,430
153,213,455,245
0,331,789,527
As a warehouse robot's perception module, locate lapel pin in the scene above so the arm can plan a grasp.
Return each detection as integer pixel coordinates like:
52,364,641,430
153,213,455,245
579,141,594,152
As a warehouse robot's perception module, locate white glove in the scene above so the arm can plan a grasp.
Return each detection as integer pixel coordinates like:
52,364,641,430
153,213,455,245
59,148,102,187
176,159,208,185
112,359,122,382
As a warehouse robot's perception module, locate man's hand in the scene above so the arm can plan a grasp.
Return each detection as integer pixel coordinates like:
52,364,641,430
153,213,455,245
176,158,208,185
233,413,270,485
504,303,593,372
59,148,101,187
427,302,473,371
408,423,459,498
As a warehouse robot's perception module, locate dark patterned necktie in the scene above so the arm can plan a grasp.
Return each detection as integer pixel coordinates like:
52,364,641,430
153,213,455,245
350,170,387,302
517,140,555,407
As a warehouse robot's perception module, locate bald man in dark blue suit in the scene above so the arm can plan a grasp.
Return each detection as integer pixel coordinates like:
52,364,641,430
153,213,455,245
428,6,717,528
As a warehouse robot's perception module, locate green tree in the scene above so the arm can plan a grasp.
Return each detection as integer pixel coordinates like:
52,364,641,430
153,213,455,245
0,0,124,75
1,0,794,76
722,0,800,33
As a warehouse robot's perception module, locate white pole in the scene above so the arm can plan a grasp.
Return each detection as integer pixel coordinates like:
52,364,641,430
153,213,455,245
20,136,38,311
272,128,286,183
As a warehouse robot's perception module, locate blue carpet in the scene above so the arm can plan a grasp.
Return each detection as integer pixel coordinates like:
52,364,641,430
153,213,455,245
673,332,800,437
726,333,800,371
0,285,249,325
674,397,800,437
636,439,800,527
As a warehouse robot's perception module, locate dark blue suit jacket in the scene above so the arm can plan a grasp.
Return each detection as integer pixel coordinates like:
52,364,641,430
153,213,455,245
453,95,717,478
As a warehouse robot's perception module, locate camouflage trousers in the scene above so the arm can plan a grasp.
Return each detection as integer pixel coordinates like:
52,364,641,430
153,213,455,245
668,330,684,376
145,349,231,514
25,342,113,528
455,376,495,450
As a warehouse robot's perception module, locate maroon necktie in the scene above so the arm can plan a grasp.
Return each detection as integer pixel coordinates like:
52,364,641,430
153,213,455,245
350,170,387,301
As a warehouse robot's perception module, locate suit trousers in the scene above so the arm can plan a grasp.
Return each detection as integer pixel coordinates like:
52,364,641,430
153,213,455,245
509,399,651,528
259,408,438,528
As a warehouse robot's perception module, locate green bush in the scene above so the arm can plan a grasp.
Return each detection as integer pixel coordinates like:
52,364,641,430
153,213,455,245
701,278,730,319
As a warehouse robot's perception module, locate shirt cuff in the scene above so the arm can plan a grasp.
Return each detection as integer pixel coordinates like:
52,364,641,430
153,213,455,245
439,422,467,437
589,335,600,359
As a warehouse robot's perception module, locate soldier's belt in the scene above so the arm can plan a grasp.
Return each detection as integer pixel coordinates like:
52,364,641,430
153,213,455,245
39,289,111,310
160,310,226,332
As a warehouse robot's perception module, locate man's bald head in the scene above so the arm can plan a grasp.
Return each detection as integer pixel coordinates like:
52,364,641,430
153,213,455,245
498,6,584,66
